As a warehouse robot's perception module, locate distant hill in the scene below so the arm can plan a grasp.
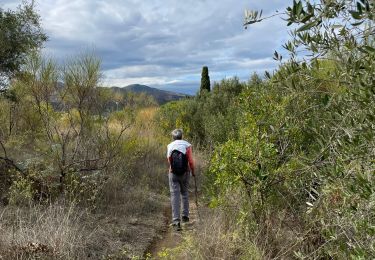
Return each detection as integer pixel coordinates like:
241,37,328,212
110,84,188,105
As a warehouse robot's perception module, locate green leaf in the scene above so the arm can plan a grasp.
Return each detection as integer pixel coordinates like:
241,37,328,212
301,14,313,23
292,0,297,15
297,21,317,32
332,24,343,29
356,2,364,13
363,45,375,53
351,20,364,26
296,1,303,15
349,10,362,19
359,47,369,54
307,2,313,13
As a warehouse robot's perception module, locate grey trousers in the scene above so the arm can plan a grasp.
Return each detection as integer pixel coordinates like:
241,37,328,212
168,172,190,222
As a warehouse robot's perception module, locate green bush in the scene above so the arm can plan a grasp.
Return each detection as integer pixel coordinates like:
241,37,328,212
165,0,375,257
8,174,36,206
157,77,244,146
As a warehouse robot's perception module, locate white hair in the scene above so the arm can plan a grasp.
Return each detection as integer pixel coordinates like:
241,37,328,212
171,129,183,140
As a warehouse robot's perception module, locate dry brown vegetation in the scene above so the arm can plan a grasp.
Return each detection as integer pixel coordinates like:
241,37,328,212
156,208,264,260
0,51,176,259
0,186,168,259
0,103,171,259
0,175,169,260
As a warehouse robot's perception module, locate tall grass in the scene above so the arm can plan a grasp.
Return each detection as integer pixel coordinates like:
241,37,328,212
0,203,95,259
168,208,264,260
0,106,173,259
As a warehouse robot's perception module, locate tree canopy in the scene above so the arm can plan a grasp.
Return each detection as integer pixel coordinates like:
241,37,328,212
0,1,47,88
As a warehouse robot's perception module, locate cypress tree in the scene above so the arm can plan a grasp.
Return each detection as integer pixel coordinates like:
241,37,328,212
200,66,211,94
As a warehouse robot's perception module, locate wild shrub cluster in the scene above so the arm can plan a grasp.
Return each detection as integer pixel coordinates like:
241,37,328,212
0,51,165,205
157,0,374,258
0,51,169,258
0,52,127,204
157,76,247,147
0,5,167,256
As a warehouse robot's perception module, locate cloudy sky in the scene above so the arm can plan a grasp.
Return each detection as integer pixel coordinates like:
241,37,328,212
2,0,291,95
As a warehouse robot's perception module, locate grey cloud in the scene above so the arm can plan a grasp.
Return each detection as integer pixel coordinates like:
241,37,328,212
5,0,292,94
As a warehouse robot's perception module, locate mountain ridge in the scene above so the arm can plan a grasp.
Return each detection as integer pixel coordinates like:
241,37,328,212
110,84,189,105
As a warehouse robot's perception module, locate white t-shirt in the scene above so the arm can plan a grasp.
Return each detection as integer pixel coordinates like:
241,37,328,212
167,140,191,157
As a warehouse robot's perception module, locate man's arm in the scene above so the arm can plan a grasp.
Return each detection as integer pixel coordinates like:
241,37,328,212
186,146,195,176
167,157,172,173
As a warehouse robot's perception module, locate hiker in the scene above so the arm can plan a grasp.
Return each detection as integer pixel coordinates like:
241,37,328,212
167,129,195,230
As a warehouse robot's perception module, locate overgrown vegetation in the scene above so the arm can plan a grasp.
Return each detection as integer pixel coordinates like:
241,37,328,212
0,1,47,88
157,0,374,258
0,51,169,259
157,77,246,147
0,32,169,260
1,0,374,259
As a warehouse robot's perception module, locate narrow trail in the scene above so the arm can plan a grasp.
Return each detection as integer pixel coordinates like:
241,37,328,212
145,192,199,259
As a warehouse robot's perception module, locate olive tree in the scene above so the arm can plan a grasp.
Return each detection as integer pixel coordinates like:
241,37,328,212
0,1,47,89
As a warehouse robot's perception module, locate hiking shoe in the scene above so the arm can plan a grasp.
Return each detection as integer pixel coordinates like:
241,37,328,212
182,216,189,223
171,221,182,231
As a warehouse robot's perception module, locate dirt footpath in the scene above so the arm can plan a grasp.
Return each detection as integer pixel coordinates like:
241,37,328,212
145,193,199,259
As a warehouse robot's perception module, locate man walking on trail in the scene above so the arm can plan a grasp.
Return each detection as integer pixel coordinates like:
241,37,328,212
167,129,195,231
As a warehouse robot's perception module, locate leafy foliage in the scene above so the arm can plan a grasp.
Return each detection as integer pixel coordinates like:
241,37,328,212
162,0,375,258
203,0,375,258
0,2,47,88
0,52,135,204
157,77,245,146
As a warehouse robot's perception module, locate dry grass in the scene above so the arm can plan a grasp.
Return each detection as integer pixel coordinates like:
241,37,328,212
169,209,264,260
0,150,169,260
0,184,168,260
0,107,178,259
0,203,95,259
